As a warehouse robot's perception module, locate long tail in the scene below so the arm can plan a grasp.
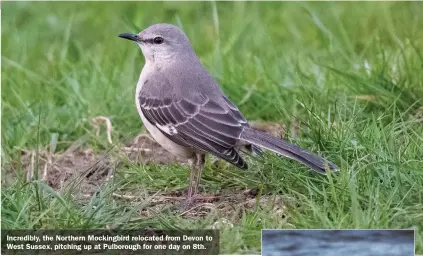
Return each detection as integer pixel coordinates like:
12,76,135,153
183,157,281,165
240,127,338,173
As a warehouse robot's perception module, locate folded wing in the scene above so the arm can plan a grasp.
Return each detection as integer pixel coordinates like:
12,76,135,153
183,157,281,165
139,82,250,169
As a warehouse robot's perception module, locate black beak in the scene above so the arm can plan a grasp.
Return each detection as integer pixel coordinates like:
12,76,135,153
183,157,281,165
118,33,140,42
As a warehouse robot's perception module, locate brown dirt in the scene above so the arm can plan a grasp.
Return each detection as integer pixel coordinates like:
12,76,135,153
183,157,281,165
115,188,289,221
9,120,291,217
122,134,183,165
250,120,287,137
181,189,288,220
16,148,112,198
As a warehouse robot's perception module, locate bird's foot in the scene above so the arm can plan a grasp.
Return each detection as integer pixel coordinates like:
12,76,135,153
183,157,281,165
180,195,197,212
179,194,220,213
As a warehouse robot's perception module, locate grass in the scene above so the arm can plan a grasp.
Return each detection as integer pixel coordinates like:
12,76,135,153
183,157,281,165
2,1,423,254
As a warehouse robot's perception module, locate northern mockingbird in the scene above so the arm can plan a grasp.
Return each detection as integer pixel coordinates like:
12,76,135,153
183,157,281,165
119,23,337,208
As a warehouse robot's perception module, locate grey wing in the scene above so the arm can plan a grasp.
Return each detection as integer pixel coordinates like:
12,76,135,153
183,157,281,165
221,94,264,155
138,90,250,169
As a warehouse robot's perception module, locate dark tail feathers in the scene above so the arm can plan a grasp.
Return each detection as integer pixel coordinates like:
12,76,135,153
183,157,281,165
240,127,338,173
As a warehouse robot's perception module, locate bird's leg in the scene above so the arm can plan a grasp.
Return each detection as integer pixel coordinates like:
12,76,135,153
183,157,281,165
184,154,205,210
193,154,205,196
186,158,197,206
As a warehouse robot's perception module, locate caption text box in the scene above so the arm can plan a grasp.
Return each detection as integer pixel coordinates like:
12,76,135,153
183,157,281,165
1,229,219,255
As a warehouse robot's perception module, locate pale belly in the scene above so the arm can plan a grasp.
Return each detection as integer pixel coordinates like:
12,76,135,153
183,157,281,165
135,65,195,159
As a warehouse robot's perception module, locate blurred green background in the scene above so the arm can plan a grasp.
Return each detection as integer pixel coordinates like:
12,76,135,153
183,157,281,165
2,1,423,254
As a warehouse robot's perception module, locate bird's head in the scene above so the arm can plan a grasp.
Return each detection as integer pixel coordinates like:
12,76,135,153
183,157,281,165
119,23,194,63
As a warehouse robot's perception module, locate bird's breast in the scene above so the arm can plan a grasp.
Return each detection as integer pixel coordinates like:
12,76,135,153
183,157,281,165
136,64,153,91
135,64,152,121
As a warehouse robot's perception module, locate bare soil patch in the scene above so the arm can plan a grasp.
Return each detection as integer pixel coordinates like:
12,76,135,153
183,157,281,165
122,134,183,165
16,148,112,196
250,120,287,137
7,119,292,218
115,188,289,221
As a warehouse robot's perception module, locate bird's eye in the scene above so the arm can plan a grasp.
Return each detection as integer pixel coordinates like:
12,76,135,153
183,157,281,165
153,37,164,44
